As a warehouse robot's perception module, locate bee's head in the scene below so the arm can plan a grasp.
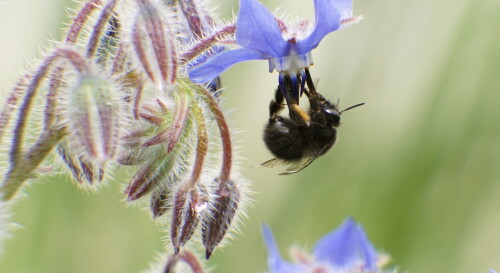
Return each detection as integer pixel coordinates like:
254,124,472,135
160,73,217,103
323,107,341,127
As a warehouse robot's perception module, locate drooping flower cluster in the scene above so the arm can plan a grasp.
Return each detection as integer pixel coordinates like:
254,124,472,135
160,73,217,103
0,0,248,260
262,218,394,273
0,0,410,273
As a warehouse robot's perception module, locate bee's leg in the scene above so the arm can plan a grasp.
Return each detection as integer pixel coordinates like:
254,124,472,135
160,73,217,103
277,74,311,124
269,86,285,118
288,104,310,124
304,69,317,96
303,69,329,113
299,70,309,98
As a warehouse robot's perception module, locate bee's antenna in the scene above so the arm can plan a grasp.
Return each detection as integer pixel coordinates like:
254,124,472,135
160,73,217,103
340,103,365,113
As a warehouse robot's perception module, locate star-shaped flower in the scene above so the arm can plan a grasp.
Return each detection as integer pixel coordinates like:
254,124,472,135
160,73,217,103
262,218,386,273
189,0,359,99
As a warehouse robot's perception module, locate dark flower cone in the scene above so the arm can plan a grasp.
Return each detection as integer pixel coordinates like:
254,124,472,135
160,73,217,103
202,179,240,259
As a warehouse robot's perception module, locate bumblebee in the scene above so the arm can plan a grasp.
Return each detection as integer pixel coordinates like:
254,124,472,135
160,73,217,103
261,69,364,175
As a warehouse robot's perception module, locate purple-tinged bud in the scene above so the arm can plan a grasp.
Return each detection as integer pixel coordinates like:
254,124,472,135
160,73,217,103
202,179,240,259
139,112,163,126
79,156,105,184
121,129,149,149
117,129,149,166
132,0,177,90
66,75,122,166
166,92,190,153
65,0,103,45
125,162,156,201
57,143,85,184
57,141,104,185
141,91,189,150
85,0,119,59
171,186,191,254
125,150,183,201
176,0,215,38
171,184,209,254
141,127,170,147
150,188,171,218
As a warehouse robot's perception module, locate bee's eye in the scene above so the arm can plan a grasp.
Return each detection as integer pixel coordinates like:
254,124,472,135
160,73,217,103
324,108,340,125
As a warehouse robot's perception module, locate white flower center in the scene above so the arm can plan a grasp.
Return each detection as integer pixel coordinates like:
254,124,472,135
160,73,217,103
268,50,314,75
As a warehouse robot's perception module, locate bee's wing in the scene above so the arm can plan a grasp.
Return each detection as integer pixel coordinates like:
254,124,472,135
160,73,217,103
279,146,330,175
259,158,289,168
279,155,318,175
260,145,327,174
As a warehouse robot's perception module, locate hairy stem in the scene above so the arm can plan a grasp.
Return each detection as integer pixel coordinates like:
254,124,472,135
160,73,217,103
66,0,103,45
187,102,208,187
2,127,65,200
43,67,64,130
0,74,30,146
86,0,120,58
197,86,231,183
1,48,90,201
180,25,236,65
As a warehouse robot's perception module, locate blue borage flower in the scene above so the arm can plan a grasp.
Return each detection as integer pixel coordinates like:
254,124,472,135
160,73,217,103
262,218,386,273
189,0,359,99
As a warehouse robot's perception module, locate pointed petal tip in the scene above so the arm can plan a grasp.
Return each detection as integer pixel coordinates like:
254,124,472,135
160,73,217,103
261,223,284,263
312,217,378,269
261,223,278,252
236,0,288,57
296,0,358,54
343,216,356,225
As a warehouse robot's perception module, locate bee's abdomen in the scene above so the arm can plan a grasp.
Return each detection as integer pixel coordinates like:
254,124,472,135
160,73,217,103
263,117,306,160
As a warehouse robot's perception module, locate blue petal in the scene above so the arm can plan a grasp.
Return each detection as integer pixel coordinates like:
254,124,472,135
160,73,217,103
262,224,302,273
188,48,267,83
312,217,378,270
296,0,353,54
236,0,289,58
491,270,497,273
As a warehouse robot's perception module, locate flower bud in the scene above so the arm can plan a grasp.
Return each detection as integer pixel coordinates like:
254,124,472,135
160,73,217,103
125,149,182,201
132,0,177,89
57,142,104,185
201,178,240,259
66,75,122,166
150,187,171,219
125,161,158,201
171,184,209,254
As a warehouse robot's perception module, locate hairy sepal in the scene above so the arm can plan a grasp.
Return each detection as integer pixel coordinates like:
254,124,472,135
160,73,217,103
66,75,122,166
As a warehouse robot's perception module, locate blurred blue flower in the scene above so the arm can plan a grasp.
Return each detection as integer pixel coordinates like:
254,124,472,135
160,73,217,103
491,270,497,273
262,218,384,273
189,0,358,98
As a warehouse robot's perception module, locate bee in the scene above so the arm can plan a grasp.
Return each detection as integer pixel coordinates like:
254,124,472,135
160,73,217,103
261,69,364,175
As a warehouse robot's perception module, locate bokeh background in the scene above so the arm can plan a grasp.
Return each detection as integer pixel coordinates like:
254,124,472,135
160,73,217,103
1,0,500,272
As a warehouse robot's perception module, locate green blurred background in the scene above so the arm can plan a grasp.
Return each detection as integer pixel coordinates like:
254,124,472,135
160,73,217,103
1,0,500,272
